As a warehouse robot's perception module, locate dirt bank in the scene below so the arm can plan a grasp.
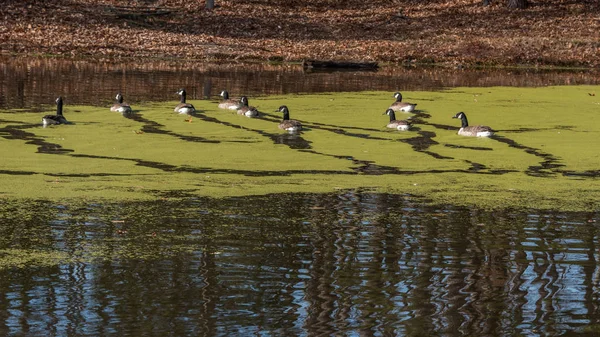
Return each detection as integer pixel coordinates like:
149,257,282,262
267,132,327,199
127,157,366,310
1,0,599,67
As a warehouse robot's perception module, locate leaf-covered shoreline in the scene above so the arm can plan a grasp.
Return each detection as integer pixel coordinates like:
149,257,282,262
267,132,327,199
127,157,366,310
1,0,599,67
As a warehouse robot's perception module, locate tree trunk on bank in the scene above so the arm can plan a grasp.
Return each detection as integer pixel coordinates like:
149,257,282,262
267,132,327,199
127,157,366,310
508,0,528,9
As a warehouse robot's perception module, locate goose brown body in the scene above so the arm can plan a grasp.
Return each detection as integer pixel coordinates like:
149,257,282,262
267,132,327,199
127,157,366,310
237,96,259,118
384,109,411,131
110,93,132,114
389,92,417,112
42,97,68,126
452,112,493,137
174,89,196,114
218,90,242,110
276,105,302,132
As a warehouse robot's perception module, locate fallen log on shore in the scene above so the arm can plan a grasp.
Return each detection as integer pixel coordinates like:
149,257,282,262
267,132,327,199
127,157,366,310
302,60,379,71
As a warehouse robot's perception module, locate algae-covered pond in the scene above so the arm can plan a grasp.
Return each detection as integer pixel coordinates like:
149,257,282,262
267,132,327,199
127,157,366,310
1,86,599,210
1,60,600,335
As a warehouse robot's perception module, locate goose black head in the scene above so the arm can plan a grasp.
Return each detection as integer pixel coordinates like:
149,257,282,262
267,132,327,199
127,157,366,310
384,108,397,121
452,112,466,119
452,112,469,127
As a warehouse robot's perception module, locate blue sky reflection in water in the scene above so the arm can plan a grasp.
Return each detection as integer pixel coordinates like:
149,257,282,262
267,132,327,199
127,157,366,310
0,192,598,336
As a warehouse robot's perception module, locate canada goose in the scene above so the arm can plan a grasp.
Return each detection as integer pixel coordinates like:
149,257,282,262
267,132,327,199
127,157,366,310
389,92,417,112
452,112,494,137
276,105,302,132
384,109,411,131
218,90,242,110
110,92,133,114
237,96,259,118
42,97,68,126
175,88,196,122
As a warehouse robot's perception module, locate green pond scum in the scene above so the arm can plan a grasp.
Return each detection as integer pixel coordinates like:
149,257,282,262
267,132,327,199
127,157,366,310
0,249,68,270
0,86,599,211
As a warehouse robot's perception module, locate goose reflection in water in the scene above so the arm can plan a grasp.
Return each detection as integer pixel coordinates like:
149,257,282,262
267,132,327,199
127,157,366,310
270,132,311,149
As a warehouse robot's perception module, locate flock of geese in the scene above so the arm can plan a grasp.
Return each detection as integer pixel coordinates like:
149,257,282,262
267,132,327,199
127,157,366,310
42,89,494,137
383,91,493,137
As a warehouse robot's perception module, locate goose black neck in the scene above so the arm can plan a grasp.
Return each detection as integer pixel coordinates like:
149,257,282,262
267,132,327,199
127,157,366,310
460,114,469,128
180,92,186,103
282,110,290,121
117,94,124,104
388,110,397,122
222,91,229,99
396,94,403,102
56,100,63,116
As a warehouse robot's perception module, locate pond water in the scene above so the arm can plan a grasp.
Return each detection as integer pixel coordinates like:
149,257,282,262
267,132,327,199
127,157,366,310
1,57,600,336
1,56,599,109
1,193,599,336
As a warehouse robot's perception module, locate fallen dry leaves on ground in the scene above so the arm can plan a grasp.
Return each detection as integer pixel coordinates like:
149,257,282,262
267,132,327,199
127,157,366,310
1,0,599,67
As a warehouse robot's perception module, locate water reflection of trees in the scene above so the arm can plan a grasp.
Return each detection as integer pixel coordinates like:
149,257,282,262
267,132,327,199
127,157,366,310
1,56,599,109
0,193,598,335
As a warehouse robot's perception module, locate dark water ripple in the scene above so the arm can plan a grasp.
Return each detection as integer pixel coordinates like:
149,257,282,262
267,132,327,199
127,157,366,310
2,192,598,336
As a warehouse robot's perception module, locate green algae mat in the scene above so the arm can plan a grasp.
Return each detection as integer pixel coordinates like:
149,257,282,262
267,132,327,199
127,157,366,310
1,86,599,211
